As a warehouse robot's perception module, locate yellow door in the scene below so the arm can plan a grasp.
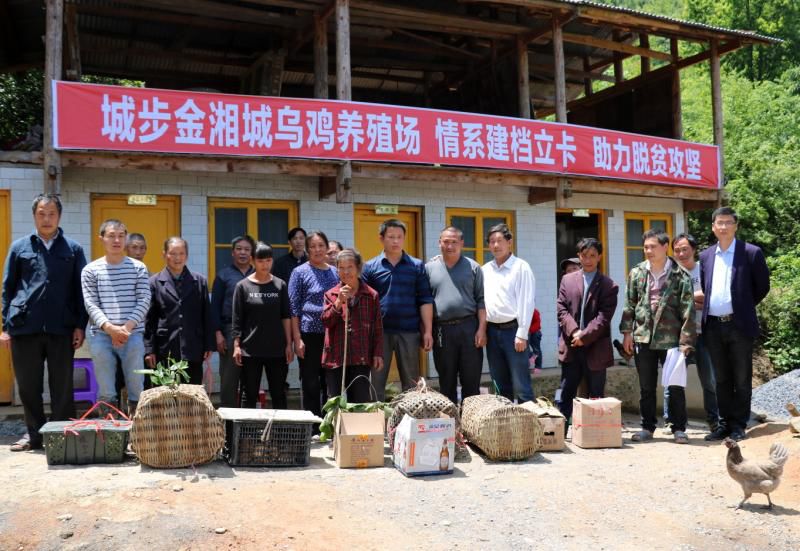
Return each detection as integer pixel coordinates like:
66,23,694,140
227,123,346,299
0,191,12,403
91,195,180,274
353,205,425,381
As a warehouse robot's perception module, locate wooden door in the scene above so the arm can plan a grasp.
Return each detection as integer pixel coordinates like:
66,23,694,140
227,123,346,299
90,195,180,274
0,191,12,403
353,205,425,382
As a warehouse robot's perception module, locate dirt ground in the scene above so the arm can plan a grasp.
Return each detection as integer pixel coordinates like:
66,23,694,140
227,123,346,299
0,415,798,551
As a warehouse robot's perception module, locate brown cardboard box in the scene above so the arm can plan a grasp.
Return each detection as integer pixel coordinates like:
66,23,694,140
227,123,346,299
572,397,622,449
519,401,565,451
334,411,385,468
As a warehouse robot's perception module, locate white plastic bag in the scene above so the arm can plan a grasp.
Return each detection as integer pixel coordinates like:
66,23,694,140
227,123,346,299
661,347,687,388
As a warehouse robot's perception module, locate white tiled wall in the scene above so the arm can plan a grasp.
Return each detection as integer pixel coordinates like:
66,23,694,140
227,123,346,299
1,164,686,375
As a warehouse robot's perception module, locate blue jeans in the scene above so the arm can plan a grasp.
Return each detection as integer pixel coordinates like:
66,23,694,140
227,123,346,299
663,334,719,426
528,330,542,370
486,324,533,402
89,331,145,402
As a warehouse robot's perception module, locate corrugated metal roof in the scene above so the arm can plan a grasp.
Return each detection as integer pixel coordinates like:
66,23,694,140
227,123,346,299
555,0,781,44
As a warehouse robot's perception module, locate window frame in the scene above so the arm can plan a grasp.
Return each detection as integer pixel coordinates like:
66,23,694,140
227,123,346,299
623,212,674,273
208,198,299,282
446,208,515,264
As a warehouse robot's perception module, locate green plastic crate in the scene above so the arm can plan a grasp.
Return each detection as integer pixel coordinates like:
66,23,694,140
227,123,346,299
39,420,131,465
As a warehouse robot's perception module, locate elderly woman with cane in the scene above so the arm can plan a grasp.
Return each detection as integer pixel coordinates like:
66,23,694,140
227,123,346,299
321,248,383,402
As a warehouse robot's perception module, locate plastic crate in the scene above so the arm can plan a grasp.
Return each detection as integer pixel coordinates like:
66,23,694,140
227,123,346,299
39,420,130,465
224,420,313,467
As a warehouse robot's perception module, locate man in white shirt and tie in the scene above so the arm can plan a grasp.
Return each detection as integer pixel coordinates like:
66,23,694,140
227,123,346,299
481,224,535,402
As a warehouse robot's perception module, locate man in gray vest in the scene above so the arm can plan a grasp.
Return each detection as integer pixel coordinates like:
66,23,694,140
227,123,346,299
425,226,486,404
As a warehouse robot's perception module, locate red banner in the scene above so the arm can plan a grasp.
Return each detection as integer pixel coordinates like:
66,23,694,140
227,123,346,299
53,81,719,189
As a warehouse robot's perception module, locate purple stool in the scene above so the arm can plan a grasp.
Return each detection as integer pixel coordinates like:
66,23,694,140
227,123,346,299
73,359,99,404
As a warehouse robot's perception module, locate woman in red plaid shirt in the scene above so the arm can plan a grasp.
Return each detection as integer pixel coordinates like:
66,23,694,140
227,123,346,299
321,249,384,402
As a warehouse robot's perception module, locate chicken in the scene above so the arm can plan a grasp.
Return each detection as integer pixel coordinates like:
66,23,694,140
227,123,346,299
724,437,789,509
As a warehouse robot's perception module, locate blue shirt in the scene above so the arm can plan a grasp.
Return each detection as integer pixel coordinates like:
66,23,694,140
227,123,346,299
288,262,339,334
362,251,434,334
2,228,88,336
211,264,254,330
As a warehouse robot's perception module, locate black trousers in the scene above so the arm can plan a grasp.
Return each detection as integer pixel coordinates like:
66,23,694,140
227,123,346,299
325,365,373,403
558,348,606,421
432,318,483,405
704,318,754,433
299,332,325,417
241,356,288,409
635,343,687,433
10,333,76,445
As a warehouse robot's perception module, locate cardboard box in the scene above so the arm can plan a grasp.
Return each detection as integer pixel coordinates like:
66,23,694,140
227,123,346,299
334,411,386,468
572,397,622,449
520,401,566,451
392,414,455,477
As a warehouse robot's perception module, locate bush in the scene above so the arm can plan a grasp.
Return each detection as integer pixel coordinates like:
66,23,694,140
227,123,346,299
758,248,800,373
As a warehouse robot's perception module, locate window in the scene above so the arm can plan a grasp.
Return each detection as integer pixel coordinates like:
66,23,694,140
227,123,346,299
208,199,298,281
624,213,673,272
446,208,514,264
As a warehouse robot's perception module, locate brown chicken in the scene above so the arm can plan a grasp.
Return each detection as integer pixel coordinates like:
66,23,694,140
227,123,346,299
724,437,789,509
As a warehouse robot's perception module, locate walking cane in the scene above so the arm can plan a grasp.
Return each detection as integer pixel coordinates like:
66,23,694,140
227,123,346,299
339,297,350,401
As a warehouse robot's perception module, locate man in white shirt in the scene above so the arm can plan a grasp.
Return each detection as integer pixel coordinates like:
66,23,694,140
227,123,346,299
481,224,535,402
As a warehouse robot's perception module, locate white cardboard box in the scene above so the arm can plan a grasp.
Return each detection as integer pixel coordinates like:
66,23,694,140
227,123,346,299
392,414,455,477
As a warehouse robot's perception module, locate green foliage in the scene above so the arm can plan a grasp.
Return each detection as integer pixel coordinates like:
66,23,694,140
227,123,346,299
135,356,190,388
318,394,391,443
757,248,800,371
0,70,44,147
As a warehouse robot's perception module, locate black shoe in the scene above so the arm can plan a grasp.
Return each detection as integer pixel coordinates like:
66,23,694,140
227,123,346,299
704,426,730,441
730,430,746,442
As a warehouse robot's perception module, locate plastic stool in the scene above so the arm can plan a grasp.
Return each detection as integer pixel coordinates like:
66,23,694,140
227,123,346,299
73,359,99,404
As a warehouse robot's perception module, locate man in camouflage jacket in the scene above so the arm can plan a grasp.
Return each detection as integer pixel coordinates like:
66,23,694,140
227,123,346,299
620,229,696,444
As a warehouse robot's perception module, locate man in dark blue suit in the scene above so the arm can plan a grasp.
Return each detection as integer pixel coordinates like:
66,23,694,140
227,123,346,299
700,207,770,442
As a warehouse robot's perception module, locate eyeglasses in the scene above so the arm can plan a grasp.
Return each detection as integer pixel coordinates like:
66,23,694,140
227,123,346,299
714,220,737,228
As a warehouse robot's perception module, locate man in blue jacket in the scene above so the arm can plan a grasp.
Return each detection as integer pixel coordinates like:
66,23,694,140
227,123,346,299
701,207,770,442
1,194,88,451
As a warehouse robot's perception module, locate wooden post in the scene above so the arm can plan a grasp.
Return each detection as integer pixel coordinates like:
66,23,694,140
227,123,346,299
313,14,328,99
671,38,682,140
582,56,592,97
552,18,567,123
710,39,724,178
640,34,650,74
43,0,64,194
64,3,81,81
335,0,352,203
517,36,530,119
612,30,624,83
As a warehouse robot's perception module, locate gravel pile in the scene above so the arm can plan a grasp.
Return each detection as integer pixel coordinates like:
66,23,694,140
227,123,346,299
0,419,27,437
751,369,800,420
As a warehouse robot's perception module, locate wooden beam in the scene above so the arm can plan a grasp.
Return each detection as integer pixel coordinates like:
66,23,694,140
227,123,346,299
392,28,482,60
530,62,615,84
0,151,44,164
582,56,592,96
336,0,352,203
517,36,531,119
563,32,672,62
683,199,716,212
64,3,82,80
313,15,329,99
612,30,624,83
710,39,724,180
675,39,740,69
43,0,63,194
127,0,306,29
290,0,336,56
640,33,650,73
552,17,567,123
671,38,682,139
569,177,719,201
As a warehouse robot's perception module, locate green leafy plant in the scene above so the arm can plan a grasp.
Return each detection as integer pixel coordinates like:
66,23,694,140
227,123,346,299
318,394,391,442
135,356,190,388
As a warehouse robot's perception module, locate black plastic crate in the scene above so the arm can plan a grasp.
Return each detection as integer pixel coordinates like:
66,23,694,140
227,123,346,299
224,420,313,467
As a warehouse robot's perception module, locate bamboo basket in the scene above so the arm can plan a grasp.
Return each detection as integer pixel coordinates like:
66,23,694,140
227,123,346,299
461,394,543,461
130,384,224,468
387,380,460,448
